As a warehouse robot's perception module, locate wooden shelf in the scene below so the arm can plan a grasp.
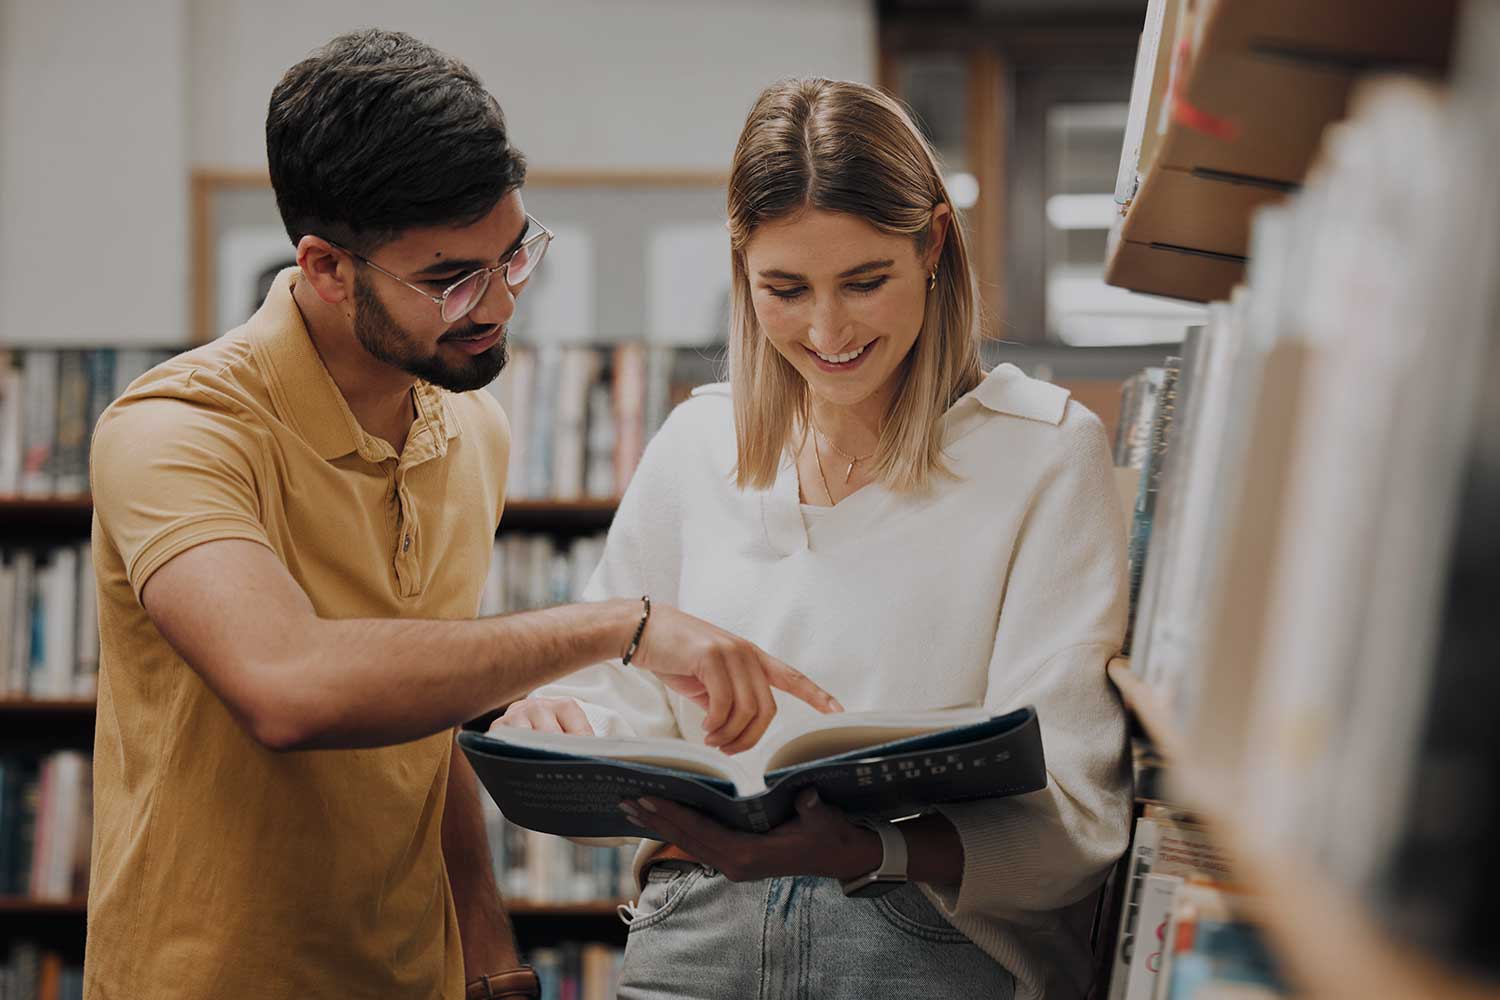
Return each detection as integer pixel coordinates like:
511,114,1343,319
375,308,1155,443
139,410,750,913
0,897,87,916
0,697,96,717
506,900,624,918
0,896,623,919
0,496,617,537
1106,0,1459,301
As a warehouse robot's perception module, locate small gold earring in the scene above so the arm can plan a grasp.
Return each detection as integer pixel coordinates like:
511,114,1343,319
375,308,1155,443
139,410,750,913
927,269,937,291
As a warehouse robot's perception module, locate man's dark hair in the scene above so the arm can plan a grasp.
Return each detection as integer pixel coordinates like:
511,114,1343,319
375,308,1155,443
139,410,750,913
266,29,526,252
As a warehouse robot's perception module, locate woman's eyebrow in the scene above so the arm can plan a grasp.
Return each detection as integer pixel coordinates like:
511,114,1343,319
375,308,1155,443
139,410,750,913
757,259,895,281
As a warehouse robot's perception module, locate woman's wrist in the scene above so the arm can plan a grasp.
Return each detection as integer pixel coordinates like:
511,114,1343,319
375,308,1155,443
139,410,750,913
823,822,885,881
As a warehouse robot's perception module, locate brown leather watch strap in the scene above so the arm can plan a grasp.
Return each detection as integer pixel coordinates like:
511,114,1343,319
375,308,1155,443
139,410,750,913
465,966,541,1000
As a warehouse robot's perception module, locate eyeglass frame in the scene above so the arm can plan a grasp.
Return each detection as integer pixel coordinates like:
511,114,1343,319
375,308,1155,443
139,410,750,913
324,213,554,323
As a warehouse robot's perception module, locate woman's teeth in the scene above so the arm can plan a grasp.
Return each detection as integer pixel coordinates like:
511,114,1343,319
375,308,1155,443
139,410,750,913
815,344,867,364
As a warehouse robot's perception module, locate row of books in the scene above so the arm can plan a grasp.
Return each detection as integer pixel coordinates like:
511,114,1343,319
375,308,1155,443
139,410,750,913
479,795,635,905
0,942,81,1000
0,546,97,701
484,342,716,502
0,348,174,498
0,752,91,901
480,534,607,618
526,942,623,1000
0,941,615,1000
1115,63,1500,980
1101,805,1282,1000
0,340,718,504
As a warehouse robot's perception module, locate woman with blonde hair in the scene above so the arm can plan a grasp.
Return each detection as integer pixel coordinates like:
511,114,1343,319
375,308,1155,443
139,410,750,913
495,78,1131,999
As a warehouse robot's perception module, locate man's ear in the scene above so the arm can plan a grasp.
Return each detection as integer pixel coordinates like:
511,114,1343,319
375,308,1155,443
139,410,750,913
924,202,953,272
295,235,355,306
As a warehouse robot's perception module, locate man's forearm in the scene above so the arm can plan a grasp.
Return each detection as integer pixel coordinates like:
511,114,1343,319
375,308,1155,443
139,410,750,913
443,740,522,980
274,598,641,749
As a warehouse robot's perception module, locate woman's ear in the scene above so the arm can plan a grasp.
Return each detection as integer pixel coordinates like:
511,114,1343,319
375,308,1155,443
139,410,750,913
924,203,953,272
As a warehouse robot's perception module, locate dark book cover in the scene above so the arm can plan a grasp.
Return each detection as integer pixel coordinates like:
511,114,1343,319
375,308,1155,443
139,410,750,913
460,706,1046,838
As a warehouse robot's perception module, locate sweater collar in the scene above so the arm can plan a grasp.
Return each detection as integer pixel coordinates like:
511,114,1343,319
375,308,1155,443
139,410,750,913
758,364,1072,557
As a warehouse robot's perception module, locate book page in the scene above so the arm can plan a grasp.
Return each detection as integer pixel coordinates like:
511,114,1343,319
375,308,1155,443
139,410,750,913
482,728,757,790
762,708,991,774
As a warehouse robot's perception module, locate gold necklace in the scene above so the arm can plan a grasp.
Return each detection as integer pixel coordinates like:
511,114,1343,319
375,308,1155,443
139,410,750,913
811,420,876,483
810,430,837,505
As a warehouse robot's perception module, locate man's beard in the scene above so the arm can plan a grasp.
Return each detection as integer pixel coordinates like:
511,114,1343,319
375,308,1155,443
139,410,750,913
353,271,508,392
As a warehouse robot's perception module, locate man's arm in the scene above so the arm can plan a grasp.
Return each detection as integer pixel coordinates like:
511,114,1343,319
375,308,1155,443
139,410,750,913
140,538,837,751
441,738,522,980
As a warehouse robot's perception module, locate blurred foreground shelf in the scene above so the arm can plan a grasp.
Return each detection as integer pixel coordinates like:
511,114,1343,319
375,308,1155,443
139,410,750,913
1106,0,1460,301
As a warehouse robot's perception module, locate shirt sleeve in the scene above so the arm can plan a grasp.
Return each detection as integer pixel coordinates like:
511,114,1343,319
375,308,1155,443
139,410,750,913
924,404,1133,919
91,388,274,602
527,416,684,740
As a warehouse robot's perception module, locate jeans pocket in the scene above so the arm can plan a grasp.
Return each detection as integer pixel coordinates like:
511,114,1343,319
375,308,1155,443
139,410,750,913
873,884,971,943
624,865,706,932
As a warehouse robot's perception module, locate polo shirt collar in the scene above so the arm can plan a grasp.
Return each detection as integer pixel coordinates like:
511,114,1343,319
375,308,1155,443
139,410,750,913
249,267,460,464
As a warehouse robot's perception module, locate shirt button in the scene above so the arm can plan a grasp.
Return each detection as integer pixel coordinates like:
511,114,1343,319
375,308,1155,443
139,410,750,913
403,534,411,553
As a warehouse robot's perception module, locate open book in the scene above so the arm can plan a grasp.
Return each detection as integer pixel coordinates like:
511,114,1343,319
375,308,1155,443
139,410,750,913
458,705,1046,837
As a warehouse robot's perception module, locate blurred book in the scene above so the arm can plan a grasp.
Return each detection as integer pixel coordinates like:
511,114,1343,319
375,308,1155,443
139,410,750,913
0,544,97,700
0,347,172,499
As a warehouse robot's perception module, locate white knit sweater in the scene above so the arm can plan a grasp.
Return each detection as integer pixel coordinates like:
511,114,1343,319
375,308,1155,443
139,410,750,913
531,363,1132,1000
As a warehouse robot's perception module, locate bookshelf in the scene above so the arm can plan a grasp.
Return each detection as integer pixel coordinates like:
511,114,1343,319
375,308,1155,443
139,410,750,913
1105,0,1461,302
0,496,618,539
0,492,629,934
1099,1,1500,997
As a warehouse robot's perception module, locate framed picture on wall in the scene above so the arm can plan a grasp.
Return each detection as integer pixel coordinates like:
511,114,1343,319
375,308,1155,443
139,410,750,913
191,169,730,347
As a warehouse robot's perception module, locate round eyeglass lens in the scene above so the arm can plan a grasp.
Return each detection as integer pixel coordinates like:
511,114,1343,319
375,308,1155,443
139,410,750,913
441,269,491,323
505,233,549,287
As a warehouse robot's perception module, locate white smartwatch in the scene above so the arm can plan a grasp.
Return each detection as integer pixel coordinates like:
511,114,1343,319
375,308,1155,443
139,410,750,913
840,818,909,898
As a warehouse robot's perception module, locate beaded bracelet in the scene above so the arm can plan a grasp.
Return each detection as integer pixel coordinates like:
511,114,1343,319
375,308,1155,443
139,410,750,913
621,595,651,666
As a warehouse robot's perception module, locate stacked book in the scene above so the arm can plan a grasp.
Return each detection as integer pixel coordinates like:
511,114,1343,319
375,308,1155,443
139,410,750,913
1100,805,1280,1000
0,751,92,901
0,941,83,1000
0,545,97,700
0,348,175,498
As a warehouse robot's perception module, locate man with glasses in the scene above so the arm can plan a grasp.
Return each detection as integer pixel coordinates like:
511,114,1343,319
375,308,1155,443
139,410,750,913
82,28,837,1000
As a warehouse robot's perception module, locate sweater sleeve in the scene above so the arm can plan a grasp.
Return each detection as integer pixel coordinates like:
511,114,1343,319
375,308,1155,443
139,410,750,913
925,405,1133,920
526,414,684,741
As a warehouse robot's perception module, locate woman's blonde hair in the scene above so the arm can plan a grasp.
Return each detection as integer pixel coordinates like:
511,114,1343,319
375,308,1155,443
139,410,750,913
728,78,984,494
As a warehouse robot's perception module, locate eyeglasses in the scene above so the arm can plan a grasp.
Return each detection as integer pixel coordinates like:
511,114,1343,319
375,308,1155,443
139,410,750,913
328,214,553,323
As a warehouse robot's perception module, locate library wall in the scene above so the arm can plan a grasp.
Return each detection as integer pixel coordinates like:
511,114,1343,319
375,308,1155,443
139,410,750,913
0,0,190,349
0,0,876,347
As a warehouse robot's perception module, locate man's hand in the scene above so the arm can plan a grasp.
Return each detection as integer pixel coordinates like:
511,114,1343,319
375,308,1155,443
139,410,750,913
490,697,595,736
624,603,844,754
620,789,880,882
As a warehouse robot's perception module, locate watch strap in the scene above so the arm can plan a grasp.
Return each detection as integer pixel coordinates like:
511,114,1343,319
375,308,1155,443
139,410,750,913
840,818,909,897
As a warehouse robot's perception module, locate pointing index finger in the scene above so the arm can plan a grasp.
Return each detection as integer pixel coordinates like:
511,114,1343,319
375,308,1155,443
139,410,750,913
764,658,843,714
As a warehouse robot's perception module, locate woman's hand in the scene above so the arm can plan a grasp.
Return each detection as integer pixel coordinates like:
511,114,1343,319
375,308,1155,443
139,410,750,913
619,789,882,882
490,696,596,735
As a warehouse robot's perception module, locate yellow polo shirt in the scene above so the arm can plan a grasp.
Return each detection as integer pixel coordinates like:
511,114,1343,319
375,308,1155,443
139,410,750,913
84,269,510,999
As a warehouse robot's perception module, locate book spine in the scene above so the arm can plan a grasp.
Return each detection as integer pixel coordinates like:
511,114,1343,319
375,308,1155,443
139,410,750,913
1107,817,1161,1000
0,351,22,494
611,343,647,492
19,350,59,497
52,351,89,496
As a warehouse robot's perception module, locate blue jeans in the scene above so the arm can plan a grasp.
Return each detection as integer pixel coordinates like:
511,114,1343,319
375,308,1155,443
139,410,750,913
617,862,1017,999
